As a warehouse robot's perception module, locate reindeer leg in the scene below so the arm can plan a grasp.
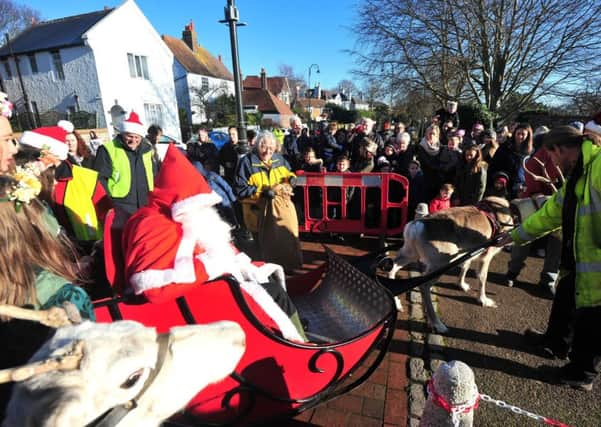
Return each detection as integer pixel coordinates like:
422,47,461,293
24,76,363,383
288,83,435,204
420,283,448,334
457,259,472,292
477,252,497,308
0,304,78,328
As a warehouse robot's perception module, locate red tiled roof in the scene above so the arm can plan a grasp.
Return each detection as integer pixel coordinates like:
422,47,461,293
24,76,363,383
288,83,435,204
294,98,326,108
162,35,233,80
243,76,289,95
243,88,293,115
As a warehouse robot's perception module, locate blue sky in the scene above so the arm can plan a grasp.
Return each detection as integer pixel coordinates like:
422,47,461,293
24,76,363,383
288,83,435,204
23,0,359,90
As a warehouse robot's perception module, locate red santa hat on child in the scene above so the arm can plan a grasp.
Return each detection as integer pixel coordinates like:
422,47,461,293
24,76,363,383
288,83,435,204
150,144,222,221
19,126,69,160
585,111,601,137
118,111,145,137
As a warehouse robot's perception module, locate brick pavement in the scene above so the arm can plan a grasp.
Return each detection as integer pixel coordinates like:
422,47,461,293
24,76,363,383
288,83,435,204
277,239,411,427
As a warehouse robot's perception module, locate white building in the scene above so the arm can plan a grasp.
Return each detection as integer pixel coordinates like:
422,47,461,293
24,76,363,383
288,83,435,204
0,0,181,139
162,21,234,127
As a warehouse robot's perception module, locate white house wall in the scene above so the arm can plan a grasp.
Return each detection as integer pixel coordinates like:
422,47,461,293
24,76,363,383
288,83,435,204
84,0,181,140
186,74,234,125
0,46,103,125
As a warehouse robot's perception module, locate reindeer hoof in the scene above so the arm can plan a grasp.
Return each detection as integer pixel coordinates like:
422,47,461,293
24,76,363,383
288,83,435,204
459,282,470,292
394,296,403,312
480,297,497,308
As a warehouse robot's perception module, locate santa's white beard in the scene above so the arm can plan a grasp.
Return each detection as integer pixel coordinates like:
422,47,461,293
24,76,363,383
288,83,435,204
180,206,237,261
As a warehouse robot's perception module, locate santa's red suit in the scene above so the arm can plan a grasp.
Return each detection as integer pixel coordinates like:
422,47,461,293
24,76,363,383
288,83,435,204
122,144,304,342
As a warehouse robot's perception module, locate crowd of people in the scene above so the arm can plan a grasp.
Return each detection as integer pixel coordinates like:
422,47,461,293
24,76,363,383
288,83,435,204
1,83,601,406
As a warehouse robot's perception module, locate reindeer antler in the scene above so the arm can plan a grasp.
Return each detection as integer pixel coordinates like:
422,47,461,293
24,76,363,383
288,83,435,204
0,340,84,384
522,156,564,193
0,302,82,328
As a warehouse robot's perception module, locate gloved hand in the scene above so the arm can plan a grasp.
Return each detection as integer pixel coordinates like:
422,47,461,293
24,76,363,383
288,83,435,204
261,188,276,199
289,176,298,187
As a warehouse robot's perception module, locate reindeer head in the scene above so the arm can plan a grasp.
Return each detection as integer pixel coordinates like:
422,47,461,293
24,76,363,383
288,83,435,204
3,320,245,427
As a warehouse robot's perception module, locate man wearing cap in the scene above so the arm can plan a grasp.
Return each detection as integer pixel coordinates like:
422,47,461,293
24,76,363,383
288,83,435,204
435,101,460,130
498,125,601,391
93,111,159,216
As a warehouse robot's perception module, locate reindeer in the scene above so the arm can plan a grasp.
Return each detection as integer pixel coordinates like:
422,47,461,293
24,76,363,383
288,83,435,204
0,304,245,427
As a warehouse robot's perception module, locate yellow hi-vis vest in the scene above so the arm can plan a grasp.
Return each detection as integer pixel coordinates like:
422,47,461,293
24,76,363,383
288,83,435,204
103,140,154,198
64,165,102,241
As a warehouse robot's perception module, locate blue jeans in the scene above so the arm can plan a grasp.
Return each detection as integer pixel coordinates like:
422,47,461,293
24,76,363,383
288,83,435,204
508,231,561,285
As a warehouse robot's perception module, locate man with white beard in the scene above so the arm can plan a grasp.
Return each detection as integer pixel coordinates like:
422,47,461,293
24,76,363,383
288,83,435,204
122,144,306,342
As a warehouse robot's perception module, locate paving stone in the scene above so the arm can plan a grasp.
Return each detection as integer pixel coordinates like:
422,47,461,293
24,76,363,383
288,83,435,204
409,383,426,417
410,290,422,303
326,394,363,413
362,397,385,418
409,357,428,383
384,388,406,425
409,416,422,427
387,361,406,390
430,358,444,373
410,304,424,320
427,333,444,347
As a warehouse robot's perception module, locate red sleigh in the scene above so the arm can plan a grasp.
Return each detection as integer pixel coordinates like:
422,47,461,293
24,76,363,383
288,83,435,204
93,209,397,426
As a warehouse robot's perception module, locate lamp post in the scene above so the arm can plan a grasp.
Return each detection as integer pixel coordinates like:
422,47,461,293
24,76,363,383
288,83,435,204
220,0,248,155
307,64,320,98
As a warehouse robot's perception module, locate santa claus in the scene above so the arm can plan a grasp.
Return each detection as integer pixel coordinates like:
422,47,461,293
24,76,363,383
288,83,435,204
122,144,306,342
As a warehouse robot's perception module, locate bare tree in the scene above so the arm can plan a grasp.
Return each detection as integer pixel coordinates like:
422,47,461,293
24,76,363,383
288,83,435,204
352,0,601,121
0,0,41,41
278,63,306,98
570,79,601,117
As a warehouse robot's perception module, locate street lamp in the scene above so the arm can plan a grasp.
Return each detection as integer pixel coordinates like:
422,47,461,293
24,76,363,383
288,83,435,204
307,64,320,98
220,0,248,155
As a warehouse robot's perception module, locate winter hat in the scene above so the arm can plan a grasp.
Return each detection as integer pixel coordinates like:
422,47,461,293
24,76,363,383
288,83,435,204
493,171,509,187
57,120,75,133
533,125,550,138
20,126,69,160
584,111,601,136
118,111,145,137
377,155,390,166
415,203,429,217
472,123,484,132
570,121,584,133
150,144,221,221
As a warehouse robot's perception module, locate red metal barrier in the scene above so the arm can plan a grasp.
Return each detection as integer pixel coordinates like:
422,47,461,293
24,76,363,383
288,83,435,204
294,172,409,236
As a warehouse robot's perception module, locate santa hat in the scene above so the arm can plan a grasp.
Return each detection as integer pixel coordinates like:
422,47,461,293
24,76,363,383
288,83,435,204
585,111,601,136
118,111,145,137
151,144,221,221
57,120,74,133
20,126,68,160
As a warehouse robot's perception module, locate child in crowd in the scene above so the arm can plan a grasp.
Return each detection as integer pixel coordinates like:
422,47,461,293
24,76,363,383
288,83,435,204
485,171,510,200
407,159,427,220
375,143,399,172
429,183,454,214
414,203,429,219
298,146,324,173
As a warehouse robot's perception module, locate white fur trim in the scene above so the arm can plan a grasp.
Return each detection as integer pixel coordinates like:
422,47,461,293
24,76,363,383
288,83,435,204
129,235,197,293
171,192,223,219
57,120,74,133
20,131,69,160
129,231,303,342
585,120,601,136
239,280,304,342
119,121,145,137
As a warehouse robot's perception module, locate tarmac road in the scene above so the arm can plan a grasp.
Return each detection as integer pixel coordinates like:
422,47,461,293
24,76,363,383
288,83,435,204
434,249,601,426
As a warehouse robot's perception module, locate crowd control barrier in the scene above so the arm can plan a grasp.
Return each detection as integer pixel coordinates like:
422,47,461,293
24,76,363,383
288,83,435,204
293,172,409,236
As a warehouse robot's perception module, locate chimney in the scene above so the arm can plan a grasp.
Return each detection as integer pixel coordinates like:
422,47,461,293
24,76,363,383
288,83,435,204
218,54,222,63
260,68,267,90
182,20,198,53
30,17,37,26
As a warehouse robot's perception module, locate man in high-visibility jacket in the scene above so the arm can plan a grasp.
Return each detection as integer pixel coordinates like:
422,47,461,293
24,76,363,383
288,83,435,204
499,125,601,391
94,111,158,216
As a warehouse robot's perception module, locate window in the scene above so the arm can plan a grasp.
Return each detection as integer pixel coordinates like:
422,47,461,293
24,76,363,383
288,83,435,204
201,76,209,91
2,60,12,79
50,50,64,80
28,53,38,74
127,53,149,79
144,103,163,128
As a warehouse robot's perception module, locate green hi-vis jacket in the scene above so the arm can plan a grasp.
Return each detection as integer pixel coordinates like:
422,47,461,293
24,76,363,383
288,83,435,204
511,139,601,308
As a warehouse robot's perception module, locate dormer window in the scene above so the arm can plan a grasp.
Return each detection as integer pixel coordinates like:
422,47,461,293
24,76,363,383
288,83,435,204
127,53,149,80
2,60,12,79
